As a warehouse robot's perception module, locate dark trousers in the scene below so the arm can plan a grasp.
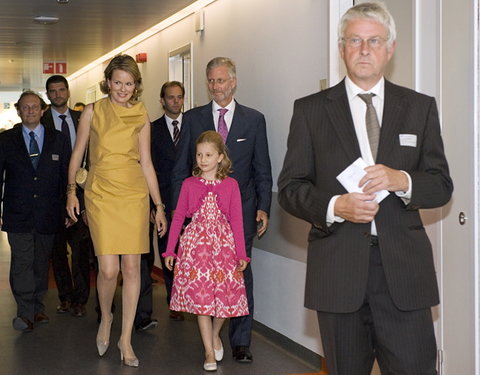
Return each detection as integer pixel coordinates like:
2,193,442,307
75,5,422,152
317,243,437,375
134,225,156,326
52,218,92,305
156,217,175,306
229,231,255,348
8,231,55,321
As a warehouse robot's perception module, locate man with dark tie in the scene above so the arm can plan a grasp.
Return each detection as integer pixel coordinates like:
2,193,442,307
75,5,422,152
278,3,453,374
134,81,186,331
0,91,71,332
41,75,91,317
172,58,272,363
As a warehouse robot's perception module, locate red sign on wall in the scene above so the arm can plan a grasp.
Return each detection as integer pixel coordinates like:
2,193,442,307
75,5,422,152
55,62,67,74
43,62,54,74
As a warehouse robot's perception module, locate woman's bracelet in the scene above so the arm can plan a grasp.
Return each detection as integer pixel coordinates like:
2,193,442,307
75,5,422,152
155,202,165,211
67,183,77,195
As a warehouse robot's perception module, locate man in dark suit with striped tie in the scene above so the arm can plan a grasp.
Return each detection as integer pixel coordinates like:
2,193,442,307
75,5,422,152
278,3,453,374
41,75,91,318
135,81,186,331
172,58,273,363
0,91,71,332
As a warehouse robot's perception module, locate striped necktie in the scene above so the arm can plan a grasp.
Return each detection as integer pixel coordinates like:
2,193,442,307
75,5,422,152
29,131,40,169
358,93,380,161
172,120,180,146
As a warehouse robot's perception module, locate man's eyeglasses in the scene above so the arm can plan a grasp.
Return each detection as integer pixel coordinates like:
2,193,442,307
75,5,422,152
342,37,387,49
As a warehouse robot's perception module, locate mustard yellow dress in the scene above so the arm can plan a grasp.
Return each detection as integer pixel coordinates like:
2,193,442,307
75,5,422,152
84,97,149,255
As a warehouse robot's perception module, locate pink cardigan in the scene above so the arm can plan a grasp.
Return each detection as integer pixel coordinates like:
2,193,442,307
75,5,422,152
163,176,249,261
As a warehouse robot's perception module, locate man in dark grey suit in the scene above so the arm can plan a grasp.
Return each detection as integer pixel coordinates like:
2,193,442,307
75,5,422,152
135,81,186,331
0,91,71,332
172,57,272,362
41,75,91,318
278,3,453,374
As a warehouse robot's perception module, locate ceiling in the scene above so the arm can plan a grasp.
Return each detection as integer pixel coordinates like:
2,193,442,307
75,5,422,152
0,0,196,92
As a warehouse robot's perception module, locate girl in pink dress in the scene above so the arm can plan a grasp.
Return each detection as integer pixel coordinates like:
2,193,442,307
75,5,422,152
164,131,249,372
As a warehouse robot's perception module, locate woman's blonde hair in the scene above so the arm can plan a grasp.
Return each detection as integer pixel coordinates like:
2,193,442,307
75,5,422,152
99,54,143,103
193,131,232,180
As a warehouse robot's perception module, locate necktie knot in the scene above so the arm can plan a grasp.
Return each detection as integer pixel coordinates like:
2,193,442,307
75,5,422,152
59,114,66,121
358,93,375,105
217,108,229,143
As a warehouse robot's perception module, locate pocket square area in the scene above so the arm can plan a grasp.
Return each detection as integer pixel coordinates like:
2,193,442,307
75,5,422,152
399,134,417,147
236,138,247,142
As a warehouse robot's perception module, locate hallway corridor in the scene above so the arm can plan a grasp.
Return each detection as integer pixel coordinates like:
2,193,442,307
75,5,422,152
0,232,321,375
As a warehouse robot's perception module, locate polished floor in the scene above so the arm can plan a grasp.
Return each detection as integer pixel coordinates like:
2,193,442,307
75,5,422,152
0,231,322,375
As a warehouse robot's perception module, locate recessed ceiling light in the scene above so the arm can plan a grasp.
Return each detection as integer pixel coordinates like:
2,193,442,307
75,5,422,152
33,16,59,25
57,0,69,3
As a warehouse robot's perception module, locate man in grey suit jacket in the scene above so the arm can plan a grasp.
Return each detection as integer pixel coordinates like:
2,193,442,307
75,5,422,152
41,75,91,318
172,57,272,363
278,3,453,374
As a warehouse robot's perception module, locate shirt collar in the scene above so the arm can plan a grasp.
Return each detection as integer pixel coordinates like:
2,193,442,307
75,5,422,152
165,113,183,125
22,124,44,137
345,76,384,101
212,98,236,113
51,107,70,119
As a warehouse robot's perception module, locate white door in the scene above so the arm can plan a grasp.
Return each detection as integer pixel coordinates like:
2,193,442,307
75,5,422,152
438,1,478,373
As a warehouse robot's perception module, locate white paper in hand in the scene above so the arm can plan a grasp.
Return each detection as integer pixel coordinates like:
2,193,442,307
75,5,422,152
336,157,389,203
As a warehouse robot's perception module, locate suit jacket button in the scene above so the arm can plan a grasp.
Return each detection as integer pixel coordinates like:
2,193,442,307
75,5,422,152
33,194,38,198
34,177,38,181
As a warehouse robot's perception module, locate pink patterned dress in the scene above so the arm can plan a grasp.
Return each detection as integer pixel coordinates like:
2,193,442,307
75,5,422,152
169,178,249,318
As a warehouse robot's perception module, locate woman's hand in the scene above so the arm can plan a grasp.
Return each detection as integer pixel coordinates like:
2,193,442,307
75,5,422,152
66,193,80,222
237,259,249,272
155,209,168,237
164,256,175,271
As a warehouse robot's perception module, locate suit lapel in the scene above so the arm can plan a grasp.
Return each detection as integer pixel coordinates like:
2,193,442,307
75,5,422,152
201,103,216,132
226,101,244,146
377,80,405,164
39,127,55,168
325,81,362,162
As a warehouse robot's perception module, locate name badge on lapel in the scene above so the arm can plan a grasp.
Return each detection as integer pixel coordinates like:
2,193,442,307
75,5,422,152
51,154,59,161
399,134,417,147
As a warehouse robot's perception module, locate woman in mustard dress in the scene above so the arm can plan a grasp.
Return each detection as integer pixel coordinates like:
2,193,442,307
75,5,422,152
66,55,167,367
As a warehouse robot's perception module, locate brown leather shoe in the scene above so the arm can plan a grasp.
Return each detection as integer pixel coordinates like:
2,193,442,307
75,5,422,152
34,312,50,324
71,304,86,318
169,310,184,321
13,317,34,332
56,301,71,314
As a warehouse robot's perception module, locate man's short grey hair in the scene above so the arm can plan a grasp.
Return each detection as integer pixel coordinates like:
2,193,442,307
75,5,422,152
206,57,236,79
338,2,396,48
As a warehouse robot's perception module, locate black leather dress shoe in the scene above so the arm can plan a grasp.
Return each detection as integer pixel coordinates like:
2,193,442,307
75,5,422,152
56,301,71,314
71,303,86,317
232,346,253,363
136,318,158,332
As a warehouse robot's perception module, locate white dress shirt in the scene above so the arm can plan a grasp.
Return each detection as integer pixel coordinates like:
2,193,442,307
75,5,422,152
326,77,412,234
164,113,183,142
212,99,236,132
50,107,76,150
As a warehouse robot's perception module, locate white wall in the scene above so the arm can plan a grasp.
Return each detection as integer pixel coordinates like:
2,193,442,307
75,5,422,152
69,0,329,356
